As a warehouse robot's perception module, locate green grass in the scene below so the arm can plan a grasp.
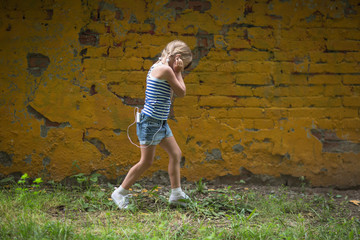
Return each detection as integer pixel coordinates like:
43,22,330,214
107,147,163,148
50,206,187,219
0,176,359,239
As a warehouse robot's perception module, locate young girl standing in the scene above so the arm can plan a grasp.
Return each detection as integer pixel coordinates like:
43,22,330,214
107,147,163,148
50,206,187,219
111,40,193,209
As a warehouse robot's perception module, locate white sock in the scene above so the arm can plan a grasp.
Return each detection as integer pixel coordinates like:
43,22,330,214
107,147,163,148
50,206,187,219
117,186,129,196
171,187,183,196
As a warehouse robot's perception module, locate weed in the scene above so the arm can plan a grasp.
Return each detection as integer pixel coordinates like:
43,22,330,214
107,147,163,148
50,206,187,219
196,178,207,193
15,173,44,199
72,173,102,190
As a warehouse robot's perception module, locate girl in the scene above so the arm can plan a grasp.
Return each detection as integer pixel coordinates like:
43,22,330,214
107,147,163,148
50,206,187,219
111,40,193,209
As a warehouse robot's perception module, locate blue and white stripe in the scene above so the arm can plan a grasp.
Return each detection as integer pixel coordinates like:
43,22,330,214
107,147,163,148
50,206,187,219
142,63,171,120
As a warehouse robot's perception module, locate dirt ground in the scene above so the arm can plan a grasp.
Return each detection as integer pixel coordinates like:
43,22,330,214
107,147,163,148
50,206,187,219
136,171,360,219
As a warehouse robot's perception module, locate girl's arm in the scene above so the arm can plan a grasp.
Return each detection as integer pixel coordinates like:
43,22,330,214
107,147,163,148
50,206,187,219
151,56,186,97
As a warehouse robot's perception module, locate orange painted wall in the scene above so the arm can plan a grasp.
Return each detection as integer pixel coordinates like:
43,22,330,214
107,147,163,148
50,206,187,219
0,0,359,187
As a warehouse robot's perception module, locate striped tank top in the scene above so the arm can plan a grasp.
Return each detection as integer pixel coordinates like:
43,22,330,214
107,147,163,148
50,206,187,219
142,62,171,120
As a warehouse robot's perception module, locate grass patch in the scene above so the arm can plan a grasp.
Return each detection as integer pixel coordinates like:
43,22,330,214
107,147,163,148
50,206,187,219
0,175,359,239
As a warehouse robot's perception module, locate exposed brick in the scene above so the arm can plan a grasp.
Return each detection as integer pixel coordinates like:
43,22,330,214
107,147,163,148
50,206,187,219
192,29,214,68
311,129,360,153
79,29,99,46
165,0,187,12
322,141,360,153
122,97,145,107
45,9,53,20
188,1,211,13
27,53,50,77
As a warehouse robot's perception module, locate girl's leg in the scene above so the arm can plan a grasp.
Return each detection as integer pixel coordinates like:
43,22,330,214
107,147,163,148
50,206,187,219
120,145,157,190
159,136,182,189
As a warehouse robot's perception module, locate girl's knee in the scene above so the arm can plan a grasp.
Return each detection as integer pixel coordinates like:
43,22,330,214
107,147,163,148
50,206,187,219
170,148,182,162
176,149,182,159
139,158,153,169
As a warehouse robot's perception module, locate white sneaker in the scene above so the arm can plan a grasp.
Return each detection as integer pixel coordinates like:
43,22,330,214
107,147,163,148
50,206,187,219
169,192,191,207
111,188,132,209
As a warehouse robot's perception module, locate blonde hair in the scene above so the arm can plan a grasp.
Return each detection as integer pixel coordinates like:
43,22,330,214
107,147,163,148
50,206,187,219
158,40,192,69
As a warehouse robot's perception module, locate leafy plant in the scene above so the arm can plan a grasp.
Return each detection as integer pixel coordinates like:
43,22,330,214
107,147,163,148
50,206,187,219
196,178,207,193
15,173,43,196
17,173,29,185
72,173,102,190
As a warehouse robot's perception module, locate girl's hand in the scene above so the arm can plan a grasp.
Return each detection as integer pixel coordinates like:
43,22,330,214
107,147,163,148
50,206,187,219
172,54,183,73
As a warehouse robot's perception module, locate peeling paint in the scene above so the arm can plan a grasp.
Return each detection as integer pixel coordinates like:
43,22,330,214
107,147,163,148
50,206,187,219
205,148,223,162
311,129,360,153
0,0,359,188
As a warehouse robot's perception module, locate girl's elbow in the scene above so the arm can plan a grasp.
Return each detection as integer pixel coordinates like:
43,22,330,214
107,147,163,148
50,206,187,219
179,89,186,97
175,90,186,98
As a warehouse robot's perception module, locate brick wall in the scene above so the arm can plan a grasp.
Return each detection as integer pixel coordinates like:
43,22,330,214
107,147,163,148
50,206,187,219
0,0,359,187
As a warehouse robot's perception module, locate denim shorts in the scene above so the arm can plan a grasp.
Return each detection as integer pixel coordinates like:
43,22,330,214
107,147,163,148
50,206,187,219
136,112,173,145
